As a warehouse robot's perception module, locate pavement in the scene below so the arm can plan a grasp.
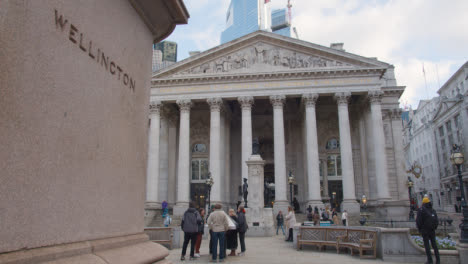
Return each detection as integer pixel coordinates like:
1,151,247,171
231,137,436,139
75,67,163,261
167,235,416,264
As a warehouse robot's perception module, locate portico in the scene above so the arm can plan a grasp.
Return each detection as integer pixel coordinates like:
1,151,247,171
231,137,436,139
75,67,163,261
145,31,408,220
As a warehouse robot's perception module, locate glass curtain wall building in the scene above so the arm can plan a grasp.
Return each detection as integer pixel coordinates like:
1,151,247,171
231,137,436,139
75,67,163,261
221,0,270,44
221,0,291,44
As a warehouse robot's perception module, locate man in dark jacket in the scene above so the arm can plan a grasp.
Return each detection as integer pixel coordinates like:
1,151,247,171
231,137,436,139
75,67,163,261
416,197,440,264
237,205,248,256
181,202,202,261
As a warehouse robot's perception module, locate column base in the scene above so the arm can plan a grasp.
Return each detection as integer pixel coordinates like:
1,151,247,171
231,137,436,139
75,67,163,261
273,200,290,216
173,202,189,216
307,200,324,210
341,199,360,215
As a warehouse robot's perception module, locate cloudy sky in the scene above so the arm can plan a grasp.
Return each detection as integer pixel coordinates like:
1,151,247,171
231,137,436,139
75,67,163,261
166,0,468,108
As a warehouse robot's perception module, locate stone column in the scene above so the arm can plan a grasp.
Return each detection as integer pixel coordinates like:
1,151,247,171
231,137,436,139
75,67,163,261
207,97,223,204
270,95,289,214
334,92,359,213
322,159,329,199
359,117,370,198
390,108,408,201
167,114,178,206
146,100,162,209
238,96,254,188
174,99,192,216
158,109,169,203
368,90,391,200
302,93,323,208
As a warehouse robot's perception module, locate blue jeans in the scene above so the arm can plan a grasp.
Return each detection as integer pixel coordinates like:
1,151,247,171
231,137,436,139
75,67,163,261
276,224,285,235
211,231,226,260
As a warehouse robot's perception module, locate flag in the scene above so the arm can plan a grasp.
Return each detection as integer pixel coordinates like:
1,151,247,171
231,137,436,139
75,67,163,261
265,0,271,3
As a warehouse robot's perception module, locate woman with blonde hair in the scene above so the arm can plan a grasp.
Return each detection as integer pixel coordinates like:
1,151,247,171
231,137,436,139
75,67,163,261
285,206,296,242
226,208,238,256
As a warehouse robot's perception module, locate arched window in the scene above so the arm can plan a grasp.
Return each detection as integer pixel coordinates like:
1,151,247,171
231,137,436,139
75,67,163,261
191,143,209,183
326,138,341,177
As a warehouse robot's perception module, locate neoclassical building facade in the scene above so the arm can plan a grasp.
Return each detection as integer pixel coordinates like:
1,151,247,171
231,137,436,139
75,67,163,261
146,31,408,219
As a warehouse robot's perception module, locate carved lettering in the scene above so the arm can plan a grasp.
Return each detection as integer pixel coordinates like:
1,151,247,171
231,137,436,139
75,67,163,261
68,24,78,43
79,33,86,52
54,10,68,30
54,9,137,92
110,61,116,74
88,41,95,59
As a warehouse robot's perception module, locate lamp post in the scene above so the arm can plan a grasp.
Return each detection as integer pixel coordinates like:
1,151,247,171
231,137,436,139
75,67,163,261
205,173,214,213
450,144,467,243
288,171,295,206
407,177,415,220
360,195,368,225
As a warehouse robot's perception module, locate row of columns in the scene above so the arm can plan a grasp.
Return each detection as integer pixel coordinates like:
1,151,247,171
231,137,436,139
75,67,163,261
146,91,391,215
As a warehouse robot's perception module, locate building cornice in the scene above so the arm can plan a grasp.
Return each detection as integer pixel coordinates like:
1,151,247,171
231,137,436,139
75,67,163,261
152,67,386,86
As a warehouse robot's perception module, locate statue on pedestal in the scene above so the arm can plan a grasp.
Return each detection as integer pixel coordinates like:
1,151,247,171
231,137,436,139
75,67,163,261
252,137,260,155
243,178,249,208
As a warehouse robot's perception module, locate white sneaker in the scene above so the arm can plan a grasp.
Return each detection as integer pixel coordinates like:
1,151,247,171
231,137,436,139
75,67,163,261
194,253,200,258
237,252,245,256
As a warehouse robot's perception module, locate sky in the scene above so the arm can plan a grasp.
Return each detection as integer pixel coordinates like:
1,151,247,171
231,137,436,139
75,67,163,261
165,0,468,109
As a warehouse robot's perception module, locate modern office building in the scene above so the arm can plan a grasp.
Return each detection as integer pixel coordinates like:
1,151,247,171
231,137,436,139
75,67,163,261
221,0,272,44
271,8,291,37
153,41,178,72
154,41,178,62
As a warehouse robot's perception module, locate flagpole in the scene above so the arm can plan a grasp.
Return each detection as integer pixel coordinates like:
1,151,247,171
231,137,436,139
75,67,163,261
423,63,429,99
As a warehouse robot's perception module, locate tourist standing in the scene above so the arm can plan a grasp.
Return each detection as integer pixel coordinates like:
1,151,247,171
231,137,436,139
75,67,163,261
306,205,313,221
180,202,202,261
285,206,296,242
194,208,205,258
237,205,248,256
416,197,440,264
341,210,348,226
226,209,238,256
276,211,285,235
313,207,320,226
207,204,229,262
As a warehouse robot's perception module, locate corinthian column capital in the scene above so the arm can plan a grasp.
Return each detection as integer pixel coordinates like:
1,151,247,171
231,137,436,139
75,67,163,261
149,100,163,115
334,92,351,106
269,94,286,108
238,96,254,110
368,90,384,104
302,93,319,107
207,97,223,112
176,99,192,113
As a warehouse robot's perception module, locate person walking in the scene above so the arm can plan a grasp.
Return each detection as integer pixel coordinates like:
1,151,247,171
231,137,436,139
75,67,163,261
306,205,313,221
313,208,320,226
207,204,229,262
226,209,238,256
180,202,202,261
276,211,285,235
237,205,248,256
341,210,348,226
285,206,296,242
416,197,440,264
194,208,205,258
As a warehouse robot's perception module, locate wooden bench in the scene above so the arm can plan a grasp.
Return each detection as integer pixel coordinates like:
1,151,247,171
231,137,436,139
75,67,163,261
144,227,173,249
297,227,347,252
297,227,377,259
337,229,377,259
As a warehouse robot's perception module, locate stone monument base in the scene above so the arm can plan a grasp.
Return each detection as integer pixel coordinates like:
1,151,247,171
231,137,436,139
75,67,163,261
375,200,409,220
245,208,275,237
0,233,169,264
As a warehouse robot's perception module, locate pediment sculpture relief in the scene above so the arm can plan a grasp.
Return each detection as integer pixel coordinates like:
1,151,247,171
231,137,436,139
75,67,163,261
175,43,354,76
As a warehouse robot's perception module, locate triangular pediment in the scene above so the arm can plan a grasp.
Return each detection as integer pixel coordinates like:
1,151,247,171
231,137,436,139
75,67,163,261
153,31,390,80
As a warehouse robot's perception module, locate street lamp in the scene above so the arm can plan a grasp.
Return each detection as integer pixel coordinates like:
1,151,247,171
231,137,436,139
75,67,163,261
360,195,368,226
450,144,467,243
205,173,214,213
288,171,295,206
407,177,415,220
